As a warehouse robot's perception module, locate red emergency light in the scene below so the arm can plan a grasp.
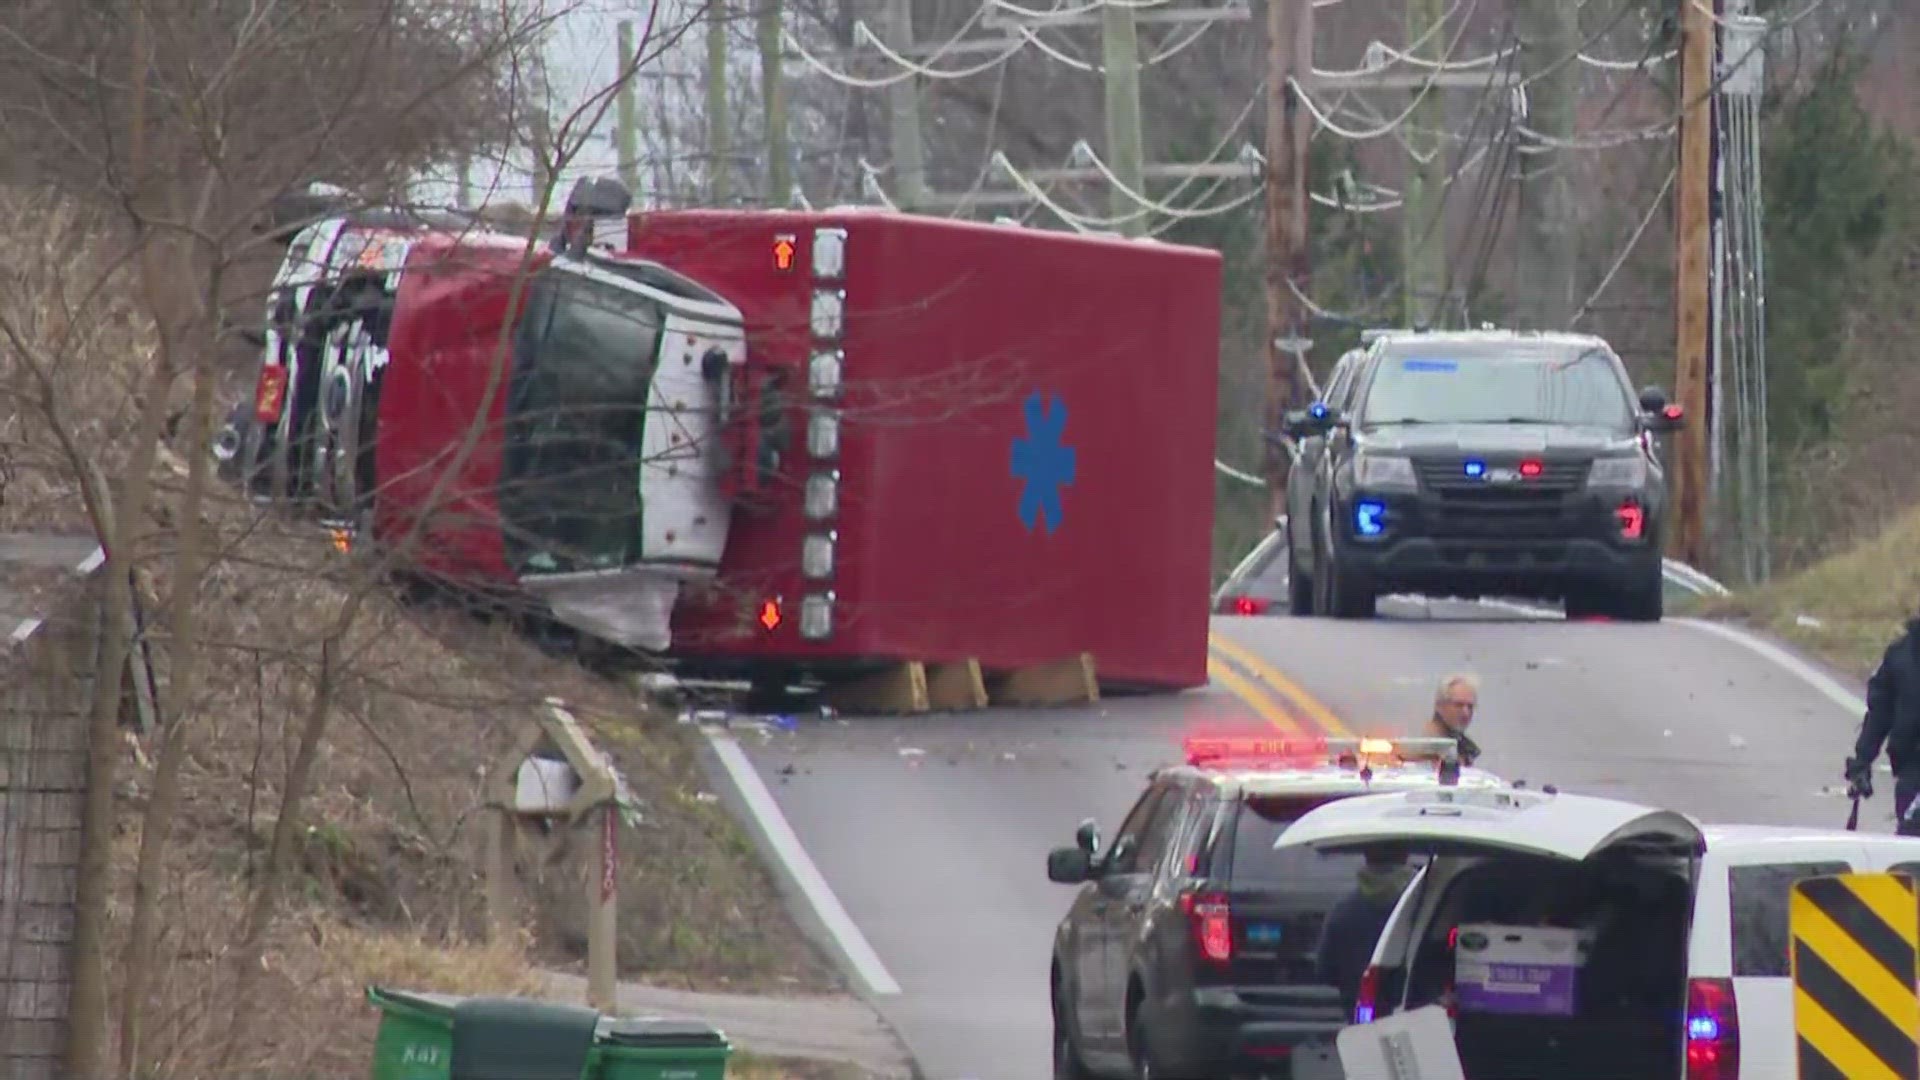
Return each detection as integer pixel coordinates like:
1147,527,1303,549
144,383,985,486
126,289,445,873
1184,734,1330,769
1232,596,1271,616
254,363,288,424
1616,500,1645,540
1518,459,1544,479
1662,404,1684,421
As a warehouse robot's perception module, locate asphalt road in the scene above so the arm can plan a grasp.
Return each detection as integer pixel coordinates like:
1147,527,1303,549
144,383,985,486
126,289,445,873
708,596,1873,1080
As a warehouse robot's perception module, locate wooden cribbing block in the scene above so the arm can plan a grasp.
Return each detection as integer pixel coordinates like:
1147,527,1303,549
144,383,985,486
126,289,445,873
989,652,1099,708
823,661,929,714
925,659,989,712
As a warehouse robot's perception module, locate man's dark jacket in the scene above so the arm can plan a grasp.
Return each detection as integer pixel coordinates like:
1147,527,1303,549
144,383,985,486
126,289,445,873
1855,618,1920,778
1315,863,1414,1014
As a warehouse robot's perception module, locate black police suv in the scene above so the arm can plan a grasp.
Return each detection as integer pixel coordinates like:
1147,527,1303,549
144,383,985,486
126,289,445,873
1278,330,1683,622
1046,741,1478,1079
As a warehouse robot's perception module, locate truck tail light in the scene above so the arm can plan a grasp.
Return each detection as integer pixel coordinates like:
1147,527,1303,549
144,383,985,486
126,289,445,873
1178,890,1233,965
805,471,839,522
799,592,834,641
1353,965,1381,1024
254,362,289,424
1685,977,1739,1080
802,532,837,580
808,409,840,459
758,598,782,631
809,349,843,399
1616,499,1645,540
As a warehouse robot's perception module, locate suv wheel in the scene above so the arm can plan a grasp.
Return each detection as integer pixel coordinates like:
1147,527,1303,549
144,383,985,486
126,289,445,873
1125,986,1157,1080
1614,567,1665,623
1052,977,1093,1080
1285,524,1313,616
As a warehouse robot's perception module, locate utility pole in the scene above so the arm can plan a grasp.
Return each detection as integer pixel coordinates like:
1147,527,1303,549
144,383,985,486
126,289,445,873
1401,0,1449,327
1671,0,1716,566
757,0,789,206
1515,0,1580,328
1102,1,1147,236
615,20,642,195
706,0,730,203
882,0,928,211
1264,0,1313,519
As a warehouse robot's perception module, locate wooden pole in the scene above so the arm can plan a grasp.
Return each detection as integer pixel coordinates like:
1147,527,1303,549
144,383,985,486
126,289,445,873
615,20,641,194
1671,0,1715,565
588,803,618,1010
883,0,927,211
1401,0,1449,326
757,0,789,206
1263,0,1313,518
707,0,730,203
1102,1,1147,236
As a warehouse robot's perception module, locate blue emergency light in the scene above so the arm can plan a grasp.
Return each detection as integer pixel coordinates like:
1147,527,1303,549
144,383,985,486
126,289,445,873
1355,500,1386,537
1464,459,1486,479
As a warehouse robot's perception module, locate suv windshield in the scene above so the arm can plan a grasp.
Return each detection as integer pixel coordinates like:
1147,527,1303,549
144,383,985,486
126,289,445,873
499,267,666,575
1229,796,1368,895
1359,345,1635,431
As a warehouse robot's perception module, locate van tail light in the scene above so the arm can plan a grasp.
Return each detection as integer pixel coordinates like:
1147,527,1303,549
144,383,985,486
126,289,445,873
1178,890,1232,964
1232,596,1271,615
1353,965,1381,1024
1685,977,1740,1080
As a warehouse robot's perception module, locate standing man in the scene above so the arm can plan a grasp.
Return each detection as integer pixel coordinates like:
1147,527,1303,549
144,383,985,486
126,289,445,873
1845,614,1920,834
1429,672,1482,768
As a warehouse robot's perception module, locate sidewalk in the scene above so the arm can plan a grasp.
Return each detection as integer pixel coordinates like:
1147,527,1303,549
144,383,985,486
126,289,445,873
540,972,915,1078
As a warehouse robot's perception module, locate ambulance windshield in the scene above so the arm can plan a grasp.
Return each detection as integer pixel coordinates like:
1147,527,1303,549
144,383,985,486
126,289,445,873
499,266,666,575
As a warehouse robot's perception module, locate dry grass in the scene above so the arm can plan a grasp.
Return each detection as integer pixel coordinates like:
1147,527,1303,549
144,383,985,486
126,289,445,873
1704,503,1920,675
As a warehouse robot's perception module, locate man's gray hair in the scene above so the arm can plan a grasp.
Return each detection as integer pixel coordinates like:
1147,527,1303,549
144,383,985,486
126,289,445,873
1434,672,1480,702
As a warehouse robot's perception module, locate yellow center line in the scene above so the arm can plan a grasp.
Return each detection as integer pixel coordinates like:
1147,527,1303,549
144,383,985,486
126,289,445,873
1206,657,1303,736
1207,632,1354,739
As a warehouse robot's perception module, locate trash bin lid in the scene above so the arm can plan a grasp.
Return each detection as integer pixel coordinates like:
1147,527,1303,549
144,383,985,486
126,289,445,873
367,985,463,1017
598,1017,729,1048
450,996,600,1080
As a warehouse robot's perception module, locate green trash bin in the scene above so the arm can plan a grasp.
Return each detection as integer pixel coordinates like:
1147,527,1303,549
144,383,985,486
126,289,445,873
589,1018,732,1080
367,985,602,1080
368,987,459,1080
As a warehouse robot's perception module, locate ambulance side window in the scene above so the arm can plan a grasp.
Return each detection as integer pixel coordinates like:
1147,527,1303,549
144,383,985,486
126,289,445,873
1729,861,1851,978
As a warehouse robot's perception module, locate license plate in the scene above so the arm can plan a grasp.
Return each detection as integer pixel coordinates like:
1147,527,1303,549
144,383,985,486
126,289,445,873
1244,923,1283,946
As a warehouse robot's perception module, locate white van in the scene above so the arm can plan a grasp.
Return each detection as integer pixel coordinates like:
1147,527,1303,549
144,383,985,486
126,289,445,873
1271,785,1920,1079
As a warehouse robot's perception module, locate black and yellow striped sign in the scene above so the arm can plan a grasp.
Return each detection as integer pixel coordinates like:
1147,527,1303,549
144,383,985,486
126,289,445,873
1791,871,1920,1079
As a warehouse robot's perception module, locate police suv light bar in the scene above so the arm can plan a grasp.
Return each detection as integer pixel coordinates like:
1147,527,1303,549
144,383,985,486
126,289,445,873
1183,734,1459,769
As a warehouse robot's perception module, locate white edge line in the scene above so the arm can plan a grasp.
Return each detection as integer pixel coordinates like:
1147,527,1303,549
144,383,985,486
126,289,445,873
10,618,42,642
1674,616,1867,717
703,729,903,997
76,546,105,574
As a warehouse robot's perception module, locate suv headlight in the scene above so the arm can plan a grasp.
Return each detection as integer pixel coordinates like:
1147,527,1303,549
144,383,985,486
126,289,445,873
1353,454,1417,492
1587,455,1647,488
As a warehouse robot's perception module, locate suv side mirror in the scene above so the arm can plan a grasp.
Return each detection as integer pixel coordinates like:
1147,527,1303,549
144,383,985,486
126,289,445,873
1282,403,1337,439
1048,846,1093,884
1638,385,1685,432
1074,818,1101,854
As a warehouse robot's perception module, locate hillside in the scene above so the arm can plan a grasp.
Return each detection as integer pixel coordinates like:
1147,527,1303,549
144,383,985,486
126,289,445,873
1710,504,1920,677
0,193,843,1078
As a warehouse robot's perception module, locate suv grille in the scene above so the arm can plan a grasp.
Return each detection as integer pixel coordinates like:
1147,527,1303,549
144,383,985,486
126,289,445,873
1414,457,1592,538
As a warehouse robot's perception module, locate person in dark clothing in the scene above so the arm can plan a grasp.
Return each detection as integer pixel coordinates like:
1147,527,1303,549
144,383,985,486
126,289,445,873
1846,616,1920,835
1315,851,1416,1015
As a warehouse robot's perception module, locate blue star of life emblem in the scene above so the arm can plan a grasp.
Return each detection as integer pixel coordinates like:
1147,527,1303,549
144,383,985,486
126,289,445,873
1010,391,1076,535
